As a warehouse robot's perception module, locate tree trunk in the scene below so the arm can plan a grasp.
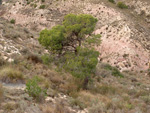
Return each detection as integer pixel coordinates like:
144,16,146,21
83,76,89,90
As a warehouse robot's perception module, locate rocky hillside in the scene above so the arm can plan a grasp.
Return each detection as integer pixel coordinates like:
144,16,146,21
0,0,150,113
1,0,150,71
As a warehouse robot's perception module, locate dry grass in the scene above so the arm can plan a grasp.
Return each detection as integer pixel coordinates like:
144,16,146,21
40,102,72,113
0,67,24,83
90,84,119,95
4,102,19,112
59,77,84,98
0,84,3,103
40,104,54,113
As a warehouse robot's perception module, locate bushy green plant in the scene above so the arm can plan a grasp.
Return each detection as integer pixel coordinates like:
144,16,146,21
63,47,99,79
39,14,98,54
103,64,124,77
39,5,45,9
10,19,15,24
86,34,101,45
30,3,37,8
41,54,54,65
39,25,65,54
117,2,128,9
108,0,115,4
25,76,47,102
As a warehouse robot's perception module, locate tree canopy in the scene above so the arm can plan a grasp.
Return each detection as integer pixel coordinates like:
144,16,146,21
38,14,98,54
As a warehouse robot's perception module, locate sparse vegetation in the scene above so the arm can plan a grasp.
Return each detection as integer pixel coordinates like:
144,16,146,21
39,5,46,9
117,2,128,9
0,57,5,66
0,67,24,83
0,84,3,103
102,63,124,77
4,102,19,112
10,19,16,24
69,98,85,109
41,0,45,2
91,84,118,95
41,54,54,65
108,0,115,4
1,0,150,113
25,76,47,102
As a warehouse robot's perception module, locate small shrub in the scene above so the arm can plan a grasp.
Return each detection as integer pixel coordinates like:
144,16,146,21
125,103,133,110
111,67,123,77
30,3,37,8
108,0,115,4
88,102,105,113
34,4,37,8
41,54,54,65
39,5,45,9
0,57,5,66
4,102,19,111
41,0,45,2
0,67,24,83
25,76,47,102
102,64,124,77
27,53,42,63
91,84,118,95
10,19,15,24
69,98,85,110
117,2,128,9
141,95,150,104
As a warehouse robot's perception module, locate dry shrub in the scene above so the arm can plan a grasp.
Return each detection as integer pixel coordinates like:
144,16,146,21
4,102,19,112
60,78,82,97
0,67,24,83
27,53,42,64
0,57,6,66
0,84,3,103
40,104,54,113
90,84,118,95
78,91,99,107
41,102,71,113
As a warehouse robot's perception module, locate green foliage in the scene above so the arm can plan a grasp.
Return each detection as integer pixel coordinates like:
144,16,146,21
39,5,46,9
38,26,65,53
41,54,54,65
38,14,99,54
25,76,47,102
30,3,37,8
0,0,2,5
10,19,15,24
86,34,101,45
117,2,128,9
108,0,115,3
63,14,98,38
103,64,124,77
38,14,100,89
41,0,45,2
63,47,99,79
